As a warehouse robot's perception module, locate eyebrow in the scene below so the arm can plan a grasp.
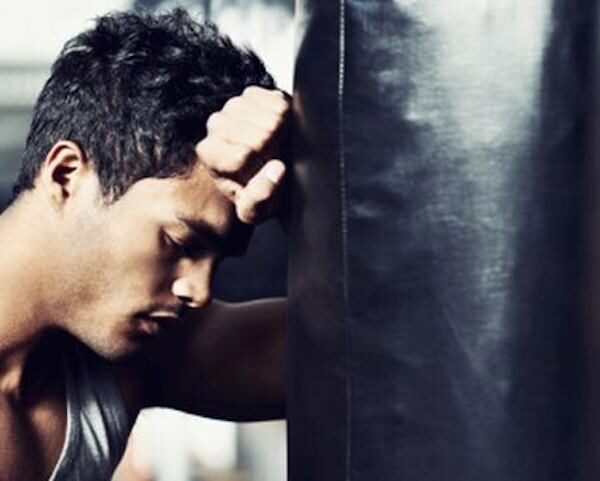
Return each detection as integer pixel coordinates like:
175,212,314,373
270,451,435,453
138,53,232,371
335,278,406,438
176,216,224,247
176,216,253,257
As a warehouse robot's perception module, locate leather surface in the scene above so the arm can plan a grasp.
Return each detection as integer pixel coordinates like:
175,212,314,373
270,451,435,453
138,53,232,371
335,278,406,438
289,1,594,480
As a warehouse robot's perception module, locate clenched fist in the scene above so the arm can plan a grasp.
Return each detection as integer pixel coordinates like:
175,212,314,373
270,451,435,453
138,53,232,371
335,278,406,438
195,86,291,224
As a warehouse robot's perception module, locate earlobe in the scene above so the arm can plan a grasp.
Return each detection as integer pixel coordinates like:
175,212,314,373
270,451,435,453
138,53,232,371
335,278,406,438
39,140,89,208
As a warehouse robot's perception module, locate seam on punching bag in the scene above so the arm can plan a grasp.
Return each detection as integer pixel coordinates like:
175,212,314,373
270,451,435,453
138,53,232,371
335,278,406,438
337,0,352,480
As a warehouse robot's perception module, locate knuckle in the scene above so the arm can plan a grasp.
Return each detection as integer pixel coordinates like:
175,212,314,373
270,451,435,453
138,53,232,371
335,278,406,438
262,121,278,136
230,147,252,172
212,150,245,174
243,85,260,96
206,112,222,132
263,117,282,136
268,105,289,123
195,138,217,165
194,139,206,156
274,99,291,116
271,90,287,102
257,112,280,132
224,96,242,111
249,136,267,154
225,158,244,175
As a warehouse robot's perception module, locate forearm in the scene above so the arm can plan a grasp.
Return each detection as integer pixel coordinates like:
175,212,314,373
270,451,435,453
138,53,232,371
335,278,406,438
154,298,286,421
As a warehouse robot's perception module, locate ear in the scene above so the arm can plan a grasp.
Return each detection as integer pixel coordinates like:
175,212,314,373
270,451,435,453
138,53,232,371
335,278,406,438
39,140,94,209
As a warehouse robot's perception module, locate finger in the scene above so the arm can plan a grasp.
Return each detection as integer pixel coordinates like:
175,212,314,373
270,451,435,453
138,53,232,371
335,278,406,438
206,111,270,153
243,85,288,101
236,159,286,224
222,96,284,133
242,86,291,116
195,135,253,176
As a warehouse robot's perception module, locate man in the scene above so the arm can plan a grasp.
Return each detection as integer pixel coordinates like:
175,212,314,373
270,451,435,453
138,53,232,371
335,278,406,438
0,9,289,481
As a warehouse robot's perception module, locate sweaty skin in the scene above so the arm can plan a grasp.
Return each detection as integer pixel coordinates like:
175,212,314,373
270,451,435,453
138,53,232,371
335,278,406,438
0,86,291,481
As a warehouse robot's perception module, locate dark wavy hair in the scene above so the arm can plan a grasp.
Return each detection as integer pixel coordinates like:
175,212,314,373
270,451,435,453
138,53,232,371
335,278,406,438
14,8,275,200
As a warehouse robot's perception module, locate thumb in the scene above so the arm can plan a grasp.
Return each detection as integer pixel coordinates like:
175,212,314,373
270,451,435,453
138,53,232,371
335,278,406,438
236,159,286,224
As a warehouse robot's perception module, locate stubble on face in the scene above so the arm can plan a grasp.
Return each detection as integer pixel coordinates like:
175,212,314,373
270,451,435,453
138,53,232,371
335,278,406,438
56,166,238,360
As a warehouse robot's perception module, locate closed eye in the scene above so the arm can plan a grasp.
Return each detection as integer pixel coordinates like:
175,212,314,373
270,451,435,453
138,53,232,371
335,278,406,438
162,230,209,259
162,231,187,257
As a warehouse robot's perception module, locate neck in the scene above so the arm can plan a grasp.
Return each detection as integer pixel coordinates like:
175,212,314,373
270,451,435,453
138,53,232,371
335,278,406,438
0,196,60,401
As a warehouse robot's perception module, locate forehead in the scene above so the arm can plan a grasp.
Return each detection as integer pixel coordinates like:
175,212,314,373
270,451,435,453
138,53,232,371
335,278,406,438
116,166,252,255
123,165,228,217
169,168,233,233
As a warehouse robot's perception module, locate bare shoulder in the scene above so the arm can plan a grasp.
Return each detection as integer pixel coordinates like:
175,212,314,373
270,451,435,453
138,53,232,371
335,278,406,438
0,395,39,481
0,395,21,479
0,331,68,480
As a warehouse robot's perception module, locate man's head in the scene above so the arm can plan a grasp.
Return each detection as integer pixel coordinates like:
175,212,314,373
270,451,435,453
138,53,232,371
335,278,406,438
15,8,274,200
10,9,273,359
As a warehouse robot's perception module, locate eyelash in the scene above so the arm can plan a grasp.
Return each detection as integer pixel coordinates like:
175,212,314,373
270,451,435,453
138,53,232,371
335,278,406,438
162,232,189,257
162,231,210,260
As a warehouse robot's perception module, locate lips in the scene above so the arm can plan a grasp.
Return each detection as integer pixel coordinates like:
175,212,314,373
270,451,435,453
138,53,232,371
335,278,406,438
147,312,181,322
134,311,182,336
138,317,162,335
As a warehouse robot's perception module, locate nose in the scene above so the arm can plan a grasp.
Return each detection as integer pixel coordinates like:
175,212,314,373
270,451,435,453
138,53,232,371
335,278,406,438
171,261,213,309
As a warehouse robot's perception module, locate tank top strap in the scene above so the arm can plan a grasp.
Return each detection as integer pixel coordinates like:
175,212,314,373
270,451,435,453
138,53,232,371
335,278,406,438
48,340,129,481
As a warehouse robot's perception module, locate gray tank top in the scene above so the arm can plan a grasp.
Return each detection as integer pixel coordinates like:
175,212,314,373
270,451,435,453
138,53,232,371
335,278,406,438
48,342,130,481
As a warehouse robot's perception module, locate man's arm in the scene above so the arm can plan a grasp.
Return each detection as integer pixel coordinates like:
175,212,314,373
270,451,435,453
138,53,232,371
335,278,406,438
115,86,291,421
137,298,286,420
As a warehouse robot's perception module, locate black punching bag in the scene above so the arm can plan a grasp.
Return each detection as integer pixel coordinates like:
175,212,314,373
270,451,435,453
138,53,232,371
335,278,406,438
288,1,594,480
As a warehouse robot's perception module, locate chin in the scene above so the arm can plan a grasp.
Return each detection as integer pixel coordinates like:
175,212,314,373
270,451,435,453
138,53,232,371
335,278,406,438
89,334,145,361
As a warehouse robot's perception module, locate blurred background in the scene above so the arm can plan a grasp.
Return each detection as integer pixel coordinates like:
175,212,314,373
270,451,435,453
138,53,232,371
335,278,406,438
0,1,293,480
